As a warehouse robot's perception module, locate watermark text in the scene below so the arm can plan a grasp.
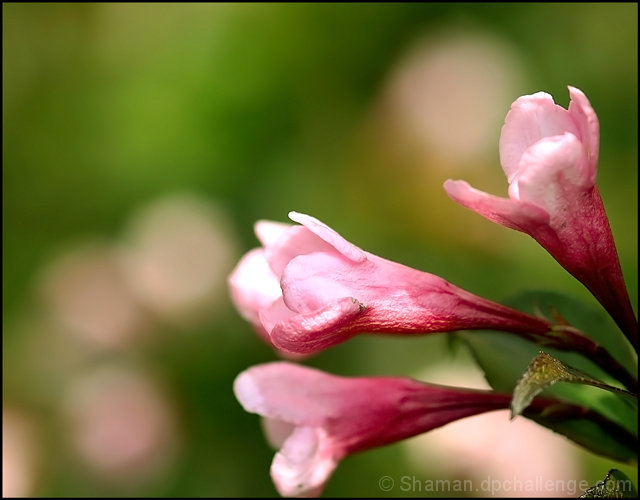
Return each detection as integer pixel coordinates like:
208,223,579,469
377,474,634,496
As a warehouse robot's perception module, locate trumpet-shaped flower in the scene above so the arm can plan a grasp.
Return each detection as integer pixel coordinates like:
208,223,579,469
228,212,554,355
233,362,514,497
444,86,637,345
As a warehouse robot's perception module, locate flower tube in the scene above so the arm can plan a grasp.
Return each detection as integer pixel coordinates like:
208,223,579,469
229,212,555,355
233,362,514,497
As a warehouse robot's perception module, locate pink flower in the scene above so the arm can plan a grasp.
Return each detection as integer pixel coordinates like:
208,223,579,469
228,212,553,355
233,362,513,497
444,86,637,346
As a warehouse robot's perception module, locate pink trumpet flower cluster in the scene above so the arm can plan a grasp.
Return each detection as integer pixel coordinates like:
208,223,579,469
230,86,638,497
228,210,634,389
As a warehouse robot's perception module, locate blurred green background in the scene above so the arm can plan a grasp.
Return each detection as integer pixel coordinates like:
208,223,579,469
3,3,637,497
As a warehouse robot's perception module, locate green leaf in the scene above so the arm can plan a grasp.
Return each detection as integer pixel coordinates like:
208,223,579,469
460,290,638,462
461,291,638,431
508,291,637,374
511,351,637,418
580,469,638,498
524,406,638,465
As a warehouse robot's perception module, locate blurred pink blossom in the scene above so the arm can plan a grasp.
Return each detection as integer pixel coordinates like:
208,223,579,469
229,211,553,355
39,243,147,351
3,410,39,498
63,366,178,482
445,86,637,345
119,193,238,327
382,29,526,166
233,362,514,497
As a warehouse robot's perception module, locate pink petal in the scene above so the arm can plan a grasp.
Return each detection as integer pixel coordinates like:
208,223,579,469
271,426,338,498
281,252,362,314
510,133,586,209
261,417,296,450
258,297,296,335
233,362,430,440
288,212,366,263
263,226,337,278
270,297,365,355
443,179,549,233
567,86,599,186
499,91,578,181
281,250,442,314
255,220,294,247
228,248,282,326
233,362,341,425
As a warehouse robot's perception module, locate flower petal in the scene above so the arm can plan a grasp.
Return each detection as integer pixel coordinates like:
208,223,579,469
259,297,296,335
443,179,549,233
228,248,282,326
261,417,296,450
281,252,361,314
567,86,599,186
263,226,337,278
499,91,578,182
233,362,343,425
509,133,586,209
255,220,294,247
271,426,338,498
270,297,365,355
288,212,366,263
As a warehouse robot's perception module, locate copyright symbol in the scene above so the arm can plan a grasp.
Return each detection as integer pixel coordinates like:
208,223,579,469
379,476,394,491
